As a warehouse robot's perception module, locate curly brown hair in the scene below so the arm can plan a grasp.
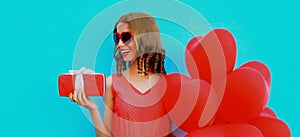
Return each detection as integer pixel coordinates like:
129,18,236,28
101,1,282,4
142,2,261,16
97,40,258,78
113,12,166,78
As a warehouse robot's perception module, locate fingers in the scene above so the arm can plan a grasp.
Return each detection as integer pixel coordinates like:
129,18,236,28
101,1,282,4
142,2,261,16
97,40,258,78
82,91,89,105
76,91,89,106
77,91,84,105
69,91,91,108
69,91,77,102
73,90,78,102
82,92,90,105
69,91,80,103
69,93,75,102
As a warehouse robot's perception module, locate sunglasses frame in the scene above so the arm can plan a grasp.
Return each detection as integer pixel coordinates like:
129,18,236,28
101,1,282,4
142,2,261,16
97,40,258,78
113,31,134,45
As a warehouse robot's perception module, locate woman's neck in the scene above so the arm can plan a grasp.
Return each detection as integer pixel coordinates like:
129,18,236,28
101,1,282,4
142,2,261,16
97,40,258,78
128,60,139,75
122,60,162,94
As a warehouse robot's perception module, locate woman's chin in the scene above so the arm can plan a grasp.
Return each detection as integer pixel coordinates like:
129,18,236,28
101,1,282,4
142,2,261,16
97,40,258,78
122,54,136,62
123,57,133,62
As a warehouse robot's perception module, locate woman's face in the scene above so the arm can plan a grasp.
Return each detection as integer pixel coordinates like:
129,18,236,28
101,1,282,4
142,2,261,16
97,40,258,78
116,22,137,62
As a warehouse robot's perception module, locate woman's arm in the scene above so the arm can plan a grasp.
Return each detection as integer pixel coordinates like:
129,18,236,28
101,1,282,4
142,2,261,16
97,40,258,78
94,76,114,137
90,109,111,137
103,76,114,133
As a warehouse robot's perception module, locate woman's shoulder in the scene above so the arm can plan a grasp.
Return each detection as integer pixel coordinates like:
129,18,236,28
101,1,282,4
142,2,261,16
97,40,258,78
106,73,121,82
105,73,121,89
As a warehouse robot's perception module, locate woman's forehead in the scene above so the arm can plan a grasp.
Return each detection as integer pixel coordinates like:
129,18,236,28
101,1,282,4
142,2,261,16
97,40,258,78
116,22,129,32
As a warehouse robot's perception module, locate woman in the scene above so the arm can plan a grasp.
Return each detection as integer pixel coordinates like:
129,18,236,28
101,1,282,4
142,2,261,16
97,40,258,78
70,12,173,137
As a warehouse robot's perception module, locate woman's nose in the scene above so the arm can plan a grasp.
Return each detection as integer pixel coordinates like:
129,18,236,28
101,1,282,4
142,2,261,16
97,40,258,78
116,41,125,49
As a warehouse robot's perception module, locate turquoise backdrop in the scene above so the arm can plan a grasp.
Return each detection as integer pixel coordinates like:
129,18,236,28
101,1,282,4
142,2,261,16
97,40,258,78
1,0,299,136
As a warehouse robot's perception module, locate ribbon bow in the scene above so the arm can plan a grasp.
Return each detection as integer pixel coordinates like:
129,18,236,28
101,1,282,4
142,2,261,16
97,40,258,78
69,67,95,92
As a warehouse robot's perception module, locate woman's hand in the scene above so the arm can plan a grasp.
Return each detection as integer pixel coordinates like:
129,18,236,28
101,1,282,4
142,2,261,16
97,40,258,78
69,91,98,111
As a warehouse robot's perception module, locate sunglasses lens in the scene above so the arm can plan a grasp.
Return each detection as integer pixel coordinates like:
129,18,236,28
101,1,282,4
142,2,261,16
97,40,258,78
114,32,133,44
121,32,132,43
113,33,120,44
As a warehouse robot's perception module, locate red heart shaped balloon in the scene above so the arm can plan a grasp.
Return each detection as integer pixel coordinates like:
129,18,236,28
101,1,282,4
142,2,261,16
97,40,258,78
259,107,277,118
248,116,290,137
185,29,237,83
218,67,269,123
163,74,219,132
162,73,190,112
186,124,263,137
240,61,271,91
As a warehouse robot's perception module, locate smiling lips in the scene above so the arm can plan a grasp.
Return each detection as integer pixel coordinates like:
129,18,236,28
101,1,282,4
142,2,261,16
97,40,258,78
120,49,131,56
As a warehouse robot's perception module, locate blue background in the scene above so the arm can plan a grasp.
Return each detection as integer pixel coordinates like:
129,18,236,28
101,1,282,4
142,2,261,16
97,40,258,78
1,0,299,136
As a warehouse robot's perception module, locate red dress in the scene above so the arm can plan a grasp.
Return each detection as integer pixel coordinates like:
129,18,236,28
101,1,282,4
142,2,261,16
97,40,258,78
111,74,171,137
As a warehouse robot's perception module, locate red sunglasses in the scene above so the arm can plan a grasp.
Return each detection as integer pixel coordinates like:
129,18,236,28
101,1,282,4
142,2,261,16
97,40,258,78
113,31,134,45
